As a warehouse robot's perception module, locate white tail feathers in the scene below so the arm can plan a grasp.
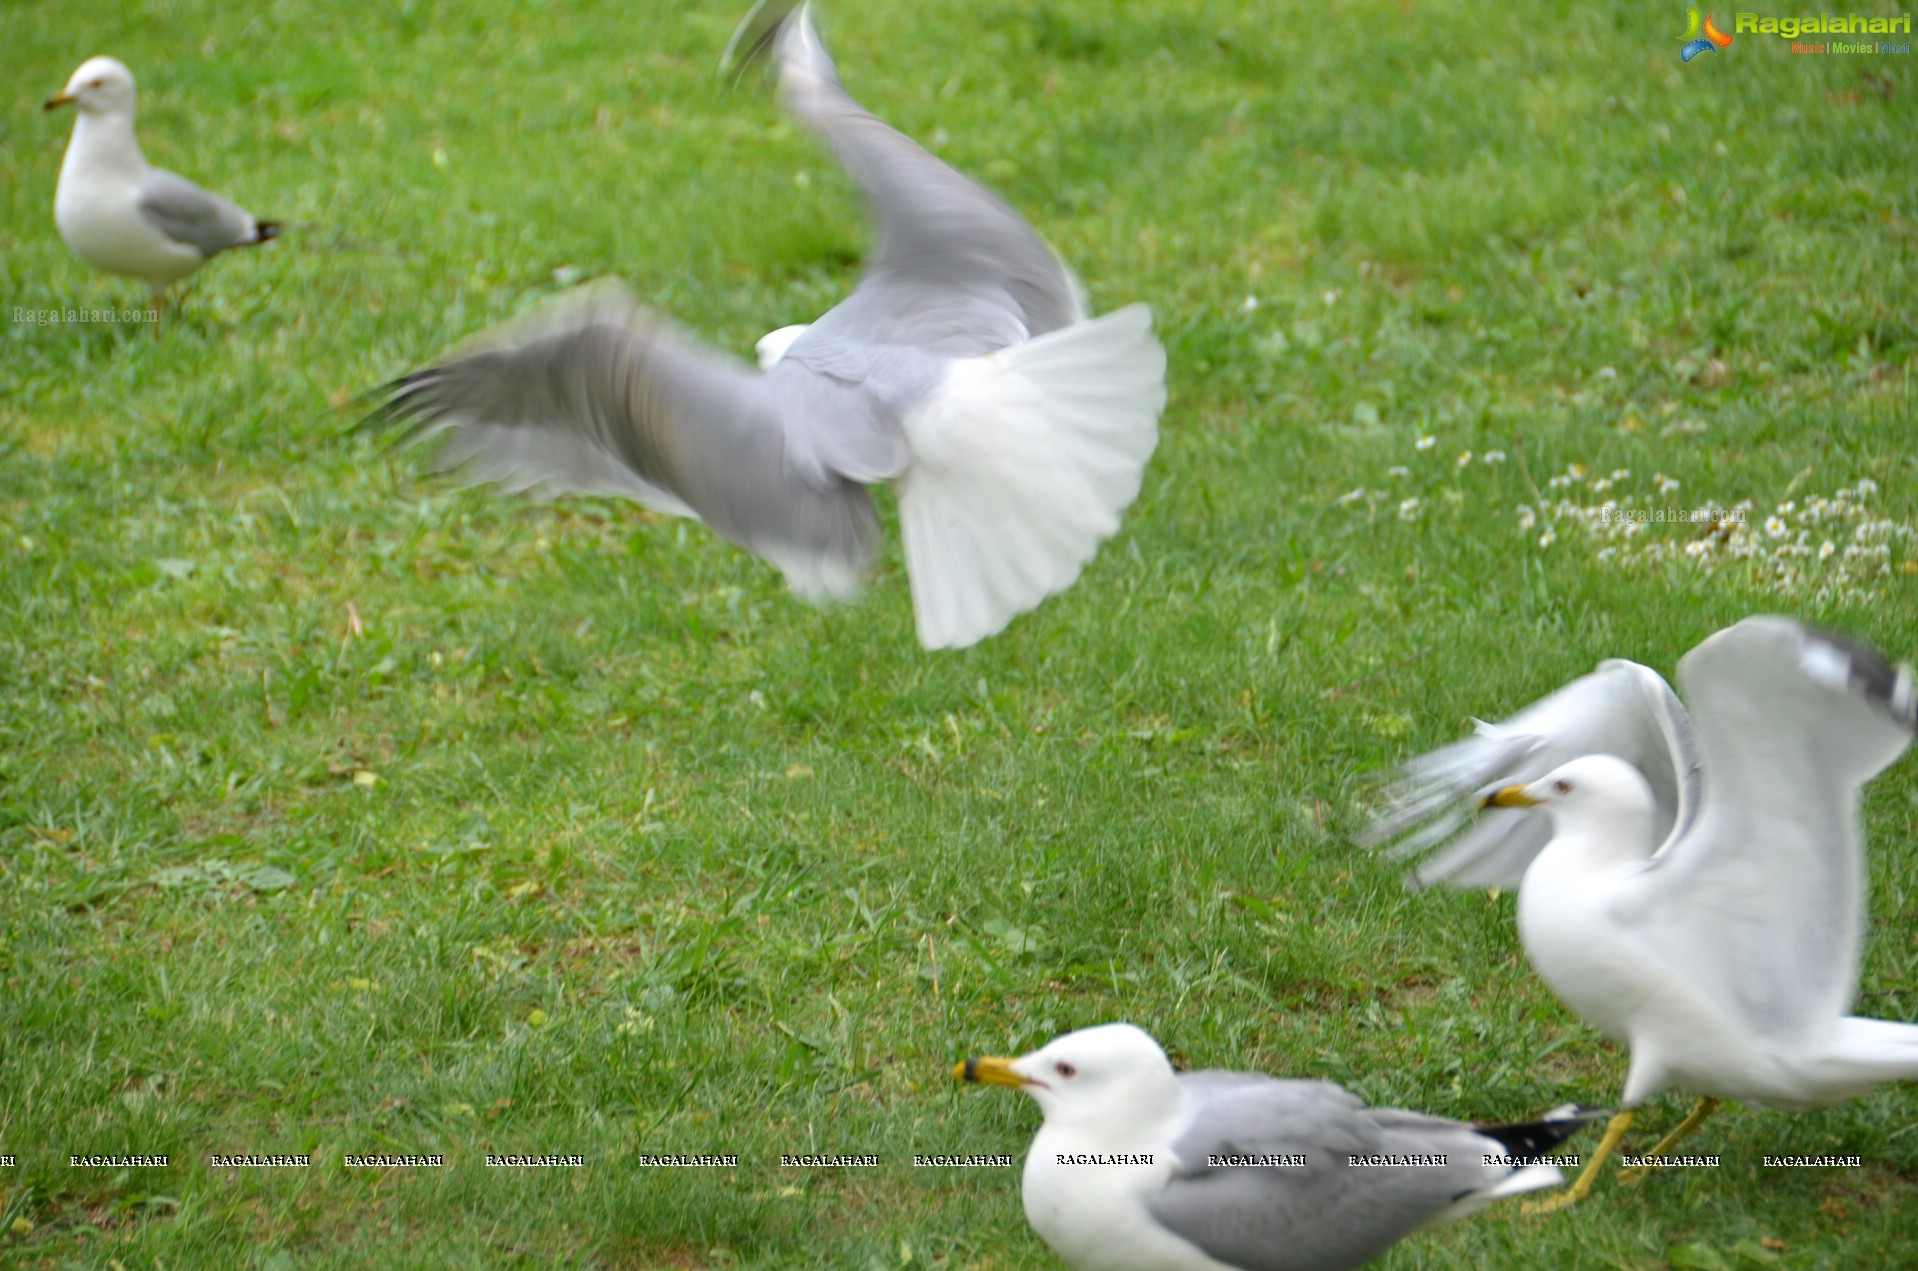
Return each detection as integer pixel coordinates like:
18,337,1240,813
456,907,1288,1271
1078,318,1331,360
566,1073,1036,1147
896,303,1166,649
1420,1159,1563,1228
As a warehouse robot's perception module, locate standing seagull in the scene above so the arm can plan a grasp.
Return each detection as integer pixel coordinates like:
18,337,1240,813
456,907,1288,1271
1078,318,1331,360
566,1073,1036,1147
45,57,280,319
377,3,1167,650
956,1022,1597,1270
1364,617,1918,1207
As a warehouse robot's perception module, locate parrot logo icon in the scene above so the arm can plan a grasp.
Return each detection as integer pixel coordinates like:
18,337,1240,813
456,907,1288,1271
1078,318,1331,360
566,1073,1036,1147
1681,9,1735,61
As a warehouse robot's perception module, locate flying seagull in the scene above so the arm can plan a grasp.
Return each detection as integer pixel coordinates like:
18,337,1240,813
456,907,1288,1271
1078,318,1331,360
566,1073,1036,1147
45,57,280,318
1363,616,1918,1207
956,1022,1598,1270
375,2,1166,649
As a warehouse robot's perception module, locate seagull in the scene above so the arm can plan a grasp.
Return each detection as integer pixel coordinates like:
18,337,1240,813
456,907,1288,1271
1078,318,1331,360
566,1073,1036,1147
375,2,1166,650
955,1022,1598,1270
44,56,280,318
1364,616,1918,1207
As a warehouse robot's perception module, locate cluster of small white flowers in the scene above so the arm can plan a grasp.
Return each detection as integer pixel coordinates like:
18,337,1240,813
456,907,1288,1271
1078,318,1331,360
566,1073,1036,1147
1549,474,1910,603
1544,462,1588,491
1330,445,1909,602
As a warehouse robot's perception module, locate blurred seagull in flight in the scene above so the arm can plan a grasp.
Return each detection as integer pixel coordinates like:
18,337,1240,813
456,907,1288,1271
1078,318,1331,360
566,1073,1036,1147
45,57,280,319
956,1022,1599,1269
376,2,1166,649
1364,616,1918,1207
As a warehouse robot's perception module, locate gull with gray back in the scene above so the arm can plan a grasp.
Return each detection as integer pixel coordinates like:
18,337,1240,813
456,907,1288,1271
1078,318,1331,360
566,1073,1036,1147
377,3,1166,649
957,1022,1599,1269
45,57,279,316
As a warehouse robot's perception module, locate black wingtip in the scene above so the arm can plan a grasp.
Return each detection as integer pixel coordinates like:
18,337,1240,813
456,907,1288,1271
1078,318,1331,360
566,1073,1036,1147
252,220,283,246
351,366,441,442
1803,625,1916,731
1475,1105,1610,1159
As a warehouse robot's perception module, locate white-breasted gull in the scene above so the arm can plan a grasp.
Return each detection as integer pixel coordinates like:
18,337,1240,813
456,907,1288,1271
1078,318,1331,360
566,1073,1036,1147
956,1022,1597,1268
1363,616,1918,1206
45,57,279,313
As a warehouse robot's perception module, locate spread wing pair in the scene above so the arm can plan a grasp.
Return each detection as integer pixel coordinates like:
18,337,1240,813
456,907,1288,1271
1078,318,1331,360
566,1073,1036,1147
378,3,1166,649
1365,616,1918,1205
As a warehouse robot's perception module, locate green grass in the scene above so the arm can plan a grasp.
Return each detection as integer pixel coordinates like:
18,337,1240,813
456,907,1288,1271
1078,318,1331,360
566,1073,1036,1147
3,0,1915,1266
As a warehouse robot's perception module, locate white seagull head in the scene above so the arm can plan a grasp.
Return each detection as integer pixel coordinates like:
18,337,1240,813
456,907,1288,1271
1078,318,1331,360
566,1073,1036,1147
46,56,136,119
1486,753,1660,843
958,1022,1181,1134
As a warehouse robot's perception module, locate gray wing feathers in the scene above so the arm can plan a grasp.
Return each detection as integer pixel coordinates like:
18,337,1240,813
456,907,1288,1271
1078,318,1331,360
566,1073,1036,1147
1363,660,1698,889
772,5,1086,349
1641,617,1914,1038
1150,1075,1541,1271
767,336,930,487
137,169,262,257
385,294,884,602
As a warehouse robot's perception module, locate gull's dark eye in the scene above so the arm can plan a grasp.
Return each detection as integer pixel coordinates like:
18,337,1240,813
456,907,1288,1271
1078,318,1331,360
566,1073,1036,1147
91,79,104,88
1554,778,1573,795
1054,1061,1077,1079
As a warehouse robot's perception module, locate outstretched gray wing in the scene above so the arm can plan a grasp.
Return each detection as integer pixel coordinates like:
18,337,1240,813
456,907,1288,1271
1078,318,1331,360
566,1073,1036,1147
739,1,1085,359
1361,658,1701,889
1147,1074,1551,1271
1626,617,1916,1041
381,292,899,603
137,168,266,258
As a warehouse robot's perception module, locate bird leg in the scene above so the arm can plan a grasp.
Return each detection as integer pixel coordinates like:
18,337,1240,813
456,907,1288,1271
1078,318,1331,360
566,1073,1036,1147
1523,1108,1634,1214
1618,1096,1721,1186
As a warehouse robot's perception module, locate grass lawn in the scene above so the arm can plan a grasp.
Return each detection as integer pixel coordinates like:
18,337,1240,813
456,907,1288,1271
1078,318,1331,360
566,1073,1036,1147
2,0,1915,1266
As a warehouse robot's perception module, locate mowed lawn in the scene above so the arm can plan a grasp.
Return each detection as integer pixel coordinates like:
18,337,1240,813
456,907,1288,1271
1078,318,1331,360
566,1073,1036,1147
2,1,1915,1267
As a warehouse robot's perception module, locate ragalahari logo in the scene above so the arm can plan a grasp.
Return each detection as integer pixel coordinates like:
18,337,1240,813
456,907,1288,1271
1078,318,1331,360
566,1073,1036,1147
1681,9,1736,60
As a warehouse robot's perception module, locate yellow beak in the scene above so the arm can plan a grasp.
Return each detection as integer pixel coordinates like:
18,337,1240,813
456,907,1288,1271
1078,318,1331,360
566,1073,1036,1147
1481,784,1540,809
45,92,76,111
953,1056,1026,1089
